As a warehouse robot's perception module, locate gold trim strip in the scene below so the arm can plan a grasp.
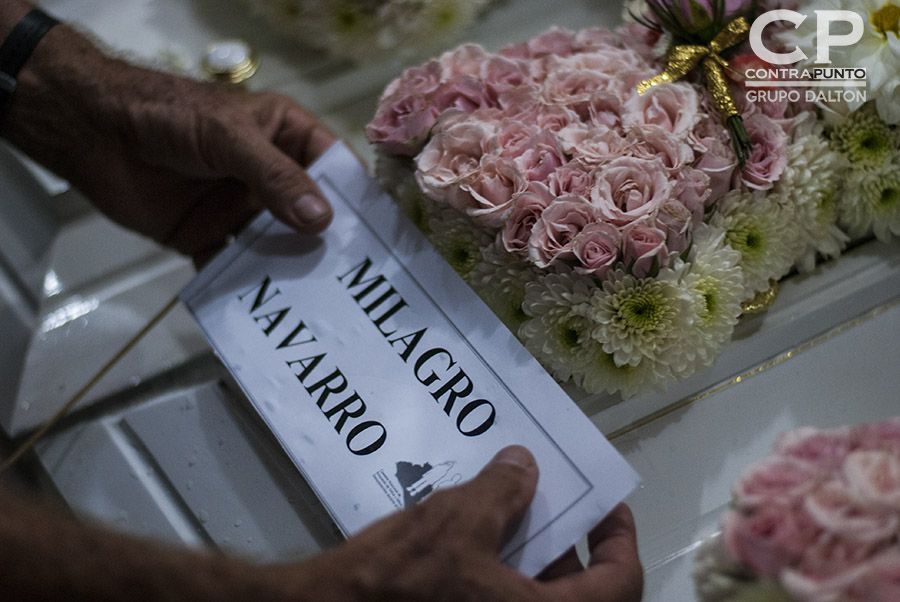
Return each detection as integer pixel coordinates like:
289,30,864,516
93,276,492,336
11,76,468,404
608,297,900,441
0,296,179,475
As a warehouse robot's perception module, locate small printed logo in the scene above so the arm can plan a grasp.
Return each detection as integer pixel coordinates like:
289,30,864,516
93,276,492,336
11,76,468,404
373,459,462,509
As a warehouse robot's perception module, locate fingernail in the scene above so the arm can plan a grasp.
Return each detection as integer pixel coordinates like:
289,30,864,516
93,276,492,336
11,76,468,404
293,194,330,225
490,446,534,469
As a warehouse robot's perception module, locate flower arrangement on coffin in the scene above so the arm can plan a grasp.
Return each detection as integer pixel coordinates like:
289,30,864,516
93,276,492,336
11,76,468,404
364,0,900,399
693,418,900,602
237,0,492,63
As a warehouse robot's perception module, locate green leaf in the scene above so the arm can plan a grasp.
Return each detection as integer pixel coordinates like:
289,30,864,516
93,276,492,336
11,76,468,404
688,0,714,33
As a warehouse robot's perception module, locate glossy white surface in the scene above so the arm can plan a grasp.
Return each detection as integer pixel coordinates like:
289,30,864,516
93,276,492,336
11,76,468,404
0,2,897,601
617,297,900,599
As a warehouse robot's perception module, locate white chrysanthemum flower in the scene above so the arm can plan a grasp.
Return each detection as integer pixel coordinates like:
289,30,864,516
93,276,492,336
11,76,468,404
830,106,900,172
709,190,800,296
775,135,849,272
588,267,694,370
312,1,383,60
692,534,747,602
518,269,598,383
838,156,900,240
677,224,745,374
244,0,487,62
468,247,541,334
518,268,663,398
777,0,900,122
379,0,487,54
427,208,493,280
577,337,671,398
376,152,436,234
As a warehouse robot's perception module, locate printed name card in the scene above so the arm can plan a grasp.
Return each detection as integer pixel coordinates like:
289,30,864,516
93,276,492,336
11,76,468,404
181,142,640,575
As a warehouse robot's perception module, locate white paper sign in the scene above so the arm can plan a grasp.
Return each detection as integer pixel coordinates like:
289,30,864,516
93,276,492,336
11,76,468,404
181,142,640,575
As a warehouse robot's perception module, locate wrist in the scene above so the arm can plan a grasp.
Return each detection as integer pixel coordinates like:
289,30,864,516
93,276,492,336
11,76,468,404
0,8,60,130
0,1,33,39
0,14,119,176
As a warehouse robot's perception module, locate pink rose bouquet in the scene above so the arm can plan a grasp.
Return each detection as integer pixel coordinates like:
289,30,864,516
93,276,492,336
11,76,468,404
695,418,900,602
365,12,882,399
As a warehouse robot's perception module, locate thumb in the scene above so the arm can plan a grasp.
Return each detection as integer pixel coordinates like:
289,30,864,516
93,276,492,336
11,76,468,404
240,141,334,234
451,446,539,552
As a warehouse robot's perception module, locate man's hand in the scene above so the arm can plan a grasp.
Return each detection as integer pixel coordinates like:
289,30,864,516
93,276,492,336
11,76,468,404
267,446,643,602
0,446,641,602
2,2,337,264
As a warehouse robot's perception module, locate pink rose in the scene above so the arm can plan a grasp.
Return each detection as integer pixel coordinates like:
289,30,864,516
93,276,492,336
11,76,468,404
773,426,858,472
616,22,661,64
803,479,899,543
494,120,540,157
732,456,819,508
380,59,442,99
498,41,530,60
694,137,738,203
508,130,566,182
847,553,900,602
722,505,820,582
741,112,789,190
526,27,575,58
557,125,628,166
500,182,553,257
431,75,491,114
608,69,662,104
622,221,669,278
587,90,624,131
781,535,879,600
535,104,580,133
528,195,600,267
856,418,900,454
496,86,543,122
657,198,694,254
542,67,611,118
573,222,621,278
548,161,594,198
460,155,527,226
623,81,702,137
481,55,531,103
573,27,619,51
673,166,712,221
439,43,490,78
687,113,732,153
590,156,673,226
429,108,505,139
366,93,441,155
415,120,497,208
628,125,696,172
564,46,649,73
843,451,900,510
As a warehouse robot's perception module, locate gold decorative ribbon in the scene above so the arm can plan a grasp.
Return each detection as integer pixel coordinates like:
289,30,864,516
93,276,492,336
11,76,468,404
637,16,750,121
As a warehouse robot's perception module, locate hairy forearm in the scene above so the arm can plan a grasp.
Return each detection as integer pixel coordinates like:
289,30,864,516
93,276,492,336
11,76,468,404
0,1,173,182
1,1,104,172
1,0,337,251
0,490,328,602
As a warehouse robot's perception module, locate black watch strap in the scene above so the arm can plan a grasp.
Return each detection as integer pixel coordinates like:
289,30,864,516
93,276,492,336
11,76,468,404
0,8,60,128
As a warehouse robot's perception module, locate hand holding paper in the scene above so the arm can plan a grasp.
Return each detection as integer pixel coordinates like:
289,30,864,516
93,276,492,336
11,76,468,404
263,446,643,602
1,0,335,264
182,142,640,576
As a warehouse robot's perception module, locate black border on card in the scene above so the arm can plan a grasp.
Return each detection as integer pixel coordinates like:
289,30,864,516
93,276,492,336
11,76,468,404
183,145,596,563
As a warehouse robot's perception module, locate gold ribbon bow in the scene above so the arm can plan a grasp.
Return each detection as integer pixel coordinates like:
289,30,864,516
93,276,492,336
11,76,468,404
638,16,753,165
